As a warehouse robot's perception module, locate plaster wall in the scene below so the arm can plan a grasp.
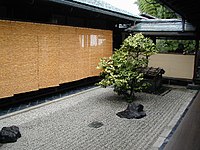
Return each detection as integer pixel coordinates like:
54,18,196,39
149,53,195,80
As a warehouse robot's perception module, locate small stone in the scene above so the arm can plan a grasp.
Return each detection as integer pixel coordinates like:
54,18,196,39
88,121,104,128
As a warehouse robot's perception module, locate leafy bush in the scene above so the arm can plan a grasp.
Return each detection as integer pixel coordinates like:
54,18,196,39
156,39,196,54
97,33,157,102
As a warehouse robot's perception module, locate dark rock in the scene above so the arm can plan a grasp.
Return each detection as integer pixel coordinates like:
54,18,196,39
0,126,21,143
116,103,146,119
127,103,144,112
88,121,104,128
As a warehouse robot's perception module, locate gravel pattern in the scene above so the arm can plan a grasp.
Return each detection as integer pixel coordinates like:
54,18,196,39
0,87,197,150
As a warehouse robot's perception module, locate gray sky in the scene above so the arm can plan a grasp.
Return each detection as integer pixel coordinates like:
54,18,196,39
104,0,140,15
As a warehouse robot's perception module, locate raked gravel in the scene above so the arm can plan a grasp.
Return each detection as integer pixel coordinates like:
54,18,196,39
0,86,197,150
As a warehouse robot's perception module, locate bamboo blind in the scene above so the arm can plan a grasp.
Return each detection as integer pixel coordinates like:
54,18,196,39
0,20,113,99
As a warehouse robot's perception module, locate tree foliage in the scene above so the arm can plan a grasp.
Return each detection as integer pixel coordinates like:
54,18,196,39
97,33,157,102
156,39,196,53
137,0,177,19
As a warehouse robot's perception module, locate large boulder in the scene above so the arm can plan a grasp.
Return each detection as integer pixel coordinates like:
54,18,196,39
116,103,146,119
0,126,21,143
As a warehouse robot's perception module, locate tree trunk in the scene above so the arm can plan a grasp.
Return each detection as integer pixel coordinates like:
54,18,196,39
129,80,136,100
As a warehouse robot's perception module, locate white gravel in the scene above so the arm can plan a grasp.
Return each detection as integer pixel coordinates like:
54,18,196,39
0,86,197,150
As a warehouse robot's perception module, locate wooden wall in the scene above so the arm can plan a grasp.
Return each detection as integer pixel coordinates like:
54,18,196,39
0,20,112,99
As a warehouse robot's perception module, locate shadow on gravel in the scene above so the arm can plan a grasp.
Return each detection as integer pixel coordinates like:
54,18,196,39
144,86,172,96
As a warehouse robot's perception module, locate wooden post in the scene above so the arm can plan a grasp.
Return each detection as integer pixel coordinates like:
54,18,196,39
193,38,199,83
152,36,156,45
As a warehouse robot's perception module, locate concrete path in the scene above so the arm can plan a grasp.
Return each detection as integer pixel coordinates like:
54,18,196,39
0,86,197,150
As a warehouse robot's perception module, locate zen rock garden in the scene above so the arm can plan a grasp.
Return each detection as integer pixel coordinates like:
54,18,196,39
0,34,196,150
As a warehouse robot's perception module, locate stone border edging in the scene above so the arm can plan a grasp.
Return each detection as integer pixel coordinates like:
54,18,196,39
152,91,199,150
0,86,100,120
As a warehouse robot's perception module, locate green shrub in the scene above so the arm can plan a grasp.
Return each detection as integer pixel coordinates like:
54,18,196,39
97,33,157,102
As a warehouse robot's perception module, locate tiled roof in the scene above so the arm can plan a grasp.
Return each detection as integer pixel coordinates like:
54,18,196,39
48,0,142,21
70,0,142,18
72,0,134,16
126,19,196,32
125,19,196,38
